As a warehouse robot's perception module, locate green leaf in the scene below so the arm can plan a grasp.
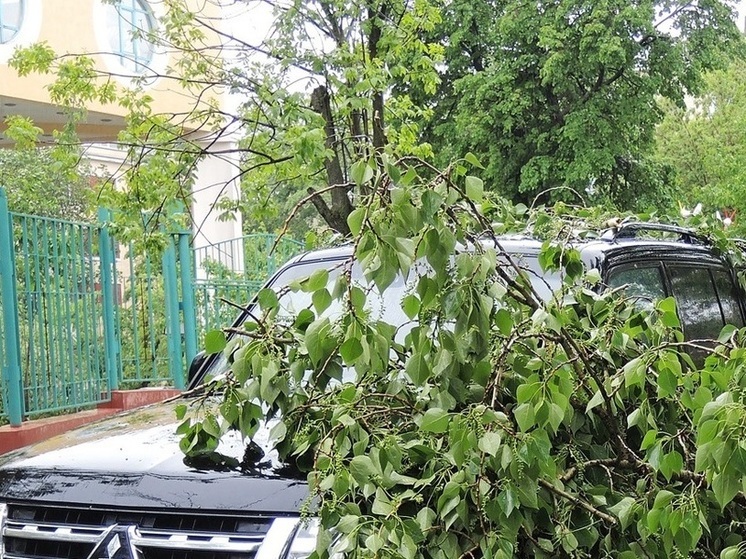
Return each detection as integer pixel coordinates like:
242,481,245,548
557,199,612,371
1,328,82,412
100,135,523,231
660,451,684,481
303,268,329,292
347,207,366,236
623,357,646,388
365,533,385,553
420,408,450,433
657,367,678,398
416,507,436,531
350,455,378,485
312,288,332,314
305,318,332,366
608,497,636,529
336,515,358,534
351,159,374,186
495,308,513,336
653,489,674,510
204,330,227,354
547,403,564,432
585,390,605,413
371,488,395,515
478,431,502,456
175,404,187,420
513,403,535,431
402,294,421,320
465,175,484,201
340,337,363,364
718,323,738,343
269,420,287,442
657,297,681,328
257,288,279,309
712,472,740,509
464,152,484,169
405,353,431,385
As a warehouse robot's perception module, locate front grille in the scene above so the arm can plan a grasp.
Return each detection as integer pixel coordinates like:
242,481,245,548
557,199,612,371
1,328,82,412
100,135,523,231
1,503,285,559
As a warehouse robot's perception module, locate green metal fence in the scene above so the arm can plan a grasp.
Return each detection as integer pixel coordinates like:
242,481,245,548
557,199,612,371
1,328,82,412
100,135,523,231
0,189,195,426
0,187,298,426
0,202,115,423
113,231,196,389
193,234,304,342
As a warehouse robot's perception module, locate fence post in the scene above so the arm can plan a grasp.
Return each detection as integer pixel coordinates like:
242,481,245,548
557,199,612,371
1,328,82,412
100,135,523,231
97,209,119,391
163,236,185,389
0,188,23,425
177,231,197,368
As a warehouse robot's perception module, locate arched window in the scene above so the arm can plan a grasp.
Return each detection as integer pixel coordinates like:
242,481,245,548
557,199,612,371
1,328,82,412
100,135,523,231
0,0,23,44
105,0,155,73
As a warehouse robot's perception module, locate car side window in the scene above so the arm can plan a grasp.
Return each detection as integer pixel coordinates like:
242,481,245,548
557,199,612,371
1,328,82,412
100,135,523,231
712,269,745,328
667,266,726,342
606,264,666,310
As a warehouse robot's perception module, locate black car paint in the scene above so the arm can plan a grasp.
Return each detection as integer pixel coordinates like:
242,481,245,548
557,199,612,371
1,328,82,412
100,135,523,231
0,400,307,513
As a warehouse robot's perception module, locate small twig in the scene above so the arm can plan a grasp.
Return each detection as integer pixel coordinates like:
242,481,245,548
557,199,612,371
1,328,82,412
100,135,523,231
560,458,627,483
224,326,294,345
538,478,618,525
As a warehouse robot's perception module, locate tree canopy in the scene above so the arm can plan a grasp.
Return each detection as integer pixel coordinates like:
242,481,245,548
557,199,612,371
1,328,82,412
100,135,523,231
0,117,92,219
655,58,746,234
420,0,743,209
8,0,743,236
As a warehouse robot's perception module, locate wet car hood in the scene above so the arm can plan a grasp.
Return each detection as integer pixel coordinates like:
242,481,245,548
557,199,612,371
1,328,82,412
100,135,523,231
0,399,309,513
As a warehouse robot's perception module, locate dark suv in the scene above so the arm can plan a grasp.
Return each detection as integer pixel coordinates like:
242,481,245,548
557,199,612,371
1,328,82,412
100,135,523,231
0,222,741,559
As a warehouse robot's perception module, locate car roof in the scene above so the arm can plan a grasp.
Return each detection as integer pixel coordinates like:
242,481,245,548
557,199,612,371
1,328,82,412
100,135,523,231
286,225,721,269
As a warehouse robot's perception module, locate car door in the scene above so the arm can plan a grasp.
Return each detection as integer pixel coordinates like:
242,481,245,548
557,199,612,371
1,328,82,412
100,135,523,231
605,252,745,364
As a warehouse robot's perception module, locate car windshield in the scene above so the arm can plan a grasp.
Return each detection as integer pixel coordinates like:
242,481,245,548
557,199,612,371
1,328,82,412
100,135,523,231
197,251,560,384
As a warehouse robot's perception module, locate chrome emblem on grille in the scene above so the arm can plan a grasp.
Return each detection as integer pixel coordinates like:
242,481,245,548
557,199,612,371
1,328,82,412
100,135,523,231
85,525,142,559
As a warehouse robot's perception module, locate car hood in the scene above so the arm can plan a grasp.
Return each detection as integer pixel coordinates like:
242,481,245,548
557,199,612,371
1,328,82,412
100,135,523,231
0,399,309,513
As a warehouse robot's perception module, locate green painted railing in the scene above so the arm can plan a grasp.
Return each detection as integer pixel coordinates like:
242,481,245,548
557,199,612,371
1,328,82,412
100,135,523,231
193,234,304,342
2,209,114,422
0,188,195,425
0,188,297,425
111,231,194,391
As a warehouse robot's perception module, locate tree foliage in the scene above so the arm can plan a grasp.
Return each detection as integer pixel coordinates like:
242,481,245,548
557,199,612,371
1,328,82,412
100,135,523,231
419,0,743,209
0,117,93,220
655,59,746,235
13,1,740,236
180,154,746,558
8,0,443,238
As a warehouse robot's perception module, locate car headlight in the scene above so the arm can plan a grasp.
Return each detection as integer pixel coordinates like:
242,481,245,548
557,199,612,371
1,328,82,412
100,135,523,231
0,503,6,556
282,517,319,559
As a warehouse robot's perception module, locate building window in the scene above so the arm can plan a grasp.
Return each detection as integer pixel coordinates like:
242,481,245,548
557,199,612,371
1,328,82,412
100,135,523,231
105,0,155,73
0,0,23,44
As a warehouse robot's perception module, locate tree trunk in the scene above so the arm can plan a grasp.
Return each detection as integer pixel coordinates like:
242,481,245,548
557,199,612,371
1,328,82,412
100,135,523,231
367,3,387,152
310,85,354,235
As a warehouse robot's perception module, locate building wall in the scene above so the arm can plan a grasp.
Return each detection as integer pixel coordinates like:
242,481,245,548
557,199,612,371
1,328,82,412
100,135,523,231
0,0,242,252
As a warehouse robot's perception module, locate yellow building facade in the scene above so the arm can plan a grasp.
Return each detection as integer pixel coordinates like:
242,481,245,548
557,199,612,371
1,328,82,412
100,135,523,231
0,0,242,260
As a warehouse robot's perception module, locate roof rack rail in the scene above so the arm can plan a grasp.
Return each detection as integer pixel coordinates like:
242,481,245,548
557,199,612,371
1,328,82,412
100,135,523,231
731,238,746,252
601,221,707,245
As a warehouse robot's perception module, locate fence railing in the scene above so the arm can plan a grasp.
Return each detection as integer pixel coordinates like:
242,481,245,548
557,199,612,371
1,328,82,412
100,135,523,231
0,186,296,426
0,189,195,426
193,234,304,342
10,210,112,419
